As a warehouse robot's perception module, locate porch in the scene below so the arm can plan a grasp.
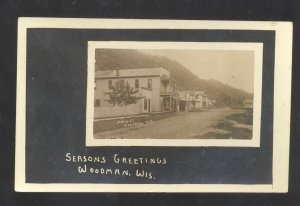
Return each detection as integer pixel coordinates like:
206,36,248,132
160,92,179,112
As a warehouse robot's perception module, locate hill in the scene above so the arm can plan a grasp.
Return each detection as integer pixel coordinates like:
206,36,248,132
95,49,252,106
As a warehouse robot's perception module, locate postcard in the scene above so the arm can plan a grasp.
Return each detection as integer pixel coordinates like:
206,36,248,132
15,18,292,192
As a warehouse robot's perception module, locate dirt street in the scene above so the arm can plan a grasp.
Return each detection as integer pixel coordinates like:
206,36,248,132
94,107,244,139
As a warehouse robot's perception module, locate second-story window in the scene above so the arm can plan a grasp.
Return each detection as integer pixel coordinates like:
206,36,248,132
135,79,139,88
94,99,100,107
108,80,113,89
148,78,152,89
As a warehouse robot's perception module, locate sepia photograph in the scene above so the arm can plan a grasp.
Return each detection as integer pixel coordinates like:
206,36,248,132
87,42,262,146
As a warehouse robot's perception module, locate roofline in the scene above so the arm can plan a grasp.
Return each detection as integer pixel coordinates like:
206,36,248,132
95,75,160,79
180,90,205,93
159,64,171,72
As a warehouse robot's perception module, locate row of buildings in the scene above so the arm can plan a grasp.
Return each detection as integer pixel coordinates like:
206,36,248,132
94,67,216,119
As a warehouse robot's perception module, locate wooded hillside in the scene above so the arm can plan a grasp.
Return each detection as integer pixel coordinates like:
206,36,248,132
95,49,252,106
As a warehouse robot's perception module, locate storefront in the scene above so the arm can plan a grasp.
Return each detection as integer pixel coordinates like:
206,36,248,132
160,93,179,112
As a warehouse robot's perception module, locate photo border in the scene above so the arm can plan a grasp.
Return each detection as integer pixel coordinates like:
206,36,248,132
86,41,263,147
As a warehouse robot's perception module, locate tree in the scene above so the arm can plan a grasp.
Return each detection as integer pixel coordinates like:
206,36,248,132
106,80,140,107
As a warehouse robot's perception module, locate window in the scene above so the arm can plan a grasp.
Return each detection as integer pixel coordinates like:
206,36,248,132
144,99,147,110
108,80,113,89
148,78,152,89
135,79,139,88
94,99,100,107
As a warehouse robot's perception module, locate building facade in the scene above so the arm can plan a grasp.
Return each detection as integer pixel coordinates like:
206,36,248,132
94,67,180,119
243,99,253,109
179,91,208,111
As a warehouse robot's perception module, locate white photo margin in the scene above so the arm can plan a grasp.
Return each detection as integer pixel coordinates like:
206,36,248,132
86,41,263,147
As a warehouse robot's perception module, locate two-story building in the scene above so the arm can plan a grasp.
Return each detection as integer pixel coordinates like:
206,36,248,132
243,99,253,109
94,67,180,119
178,91,208,111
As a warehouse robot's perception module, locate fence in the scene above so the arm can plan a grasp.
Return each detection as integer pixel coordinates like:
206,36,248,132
94,105,142,119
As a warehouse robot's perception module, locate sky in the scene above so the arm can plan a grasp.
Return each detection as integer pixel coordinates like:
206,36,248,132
138,49,254,93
